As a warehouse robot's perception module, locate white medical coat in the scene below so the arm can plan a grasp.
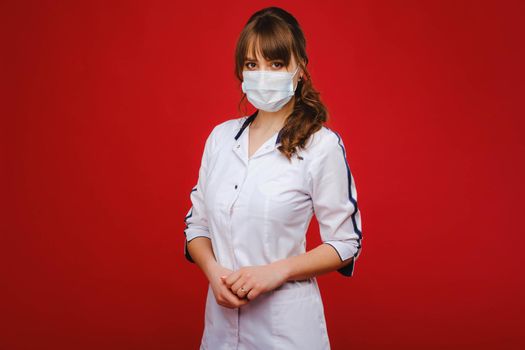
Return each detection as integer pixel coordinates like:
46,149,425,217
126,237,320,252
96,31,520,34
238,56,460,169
183,111,363,350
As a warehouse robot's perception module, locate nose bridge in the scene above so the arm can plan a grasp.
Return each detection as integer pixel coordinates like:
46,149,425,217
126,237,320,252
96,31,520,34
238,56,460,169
254,58,287,71
258,60,272,71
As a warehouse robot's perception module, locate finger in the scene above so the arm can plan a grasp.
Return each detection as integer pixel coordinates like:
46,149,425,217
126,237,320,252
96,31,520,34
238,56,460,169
221,280,243,300
223,286,249,307
246,287,262,301
232,280,253,299
230,276,248,296
238,287,251,300
236,298,250,307
244,282,257,299
223,270,241,287
220,275,232,288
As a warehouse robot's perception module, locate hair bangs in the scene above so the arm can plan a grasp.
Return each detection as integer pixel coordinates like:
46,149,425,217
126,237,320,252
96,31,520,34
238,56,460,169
246,20,294,67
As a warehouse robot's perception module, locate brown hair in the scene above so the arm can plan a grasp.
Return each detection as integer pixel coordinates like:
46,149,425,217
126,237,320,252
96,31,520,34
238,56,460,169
234,7,329,161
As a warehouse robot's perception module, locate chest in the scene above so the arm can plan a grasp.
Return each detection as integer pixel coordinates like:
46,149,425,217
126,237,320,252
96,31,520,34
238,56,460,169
248,127,280,159
204,141,312,220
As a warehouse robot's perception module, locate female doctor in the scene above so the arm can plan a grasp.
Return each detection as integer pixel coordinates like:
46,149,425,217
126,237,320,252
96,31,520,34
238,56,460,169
183,6,363,350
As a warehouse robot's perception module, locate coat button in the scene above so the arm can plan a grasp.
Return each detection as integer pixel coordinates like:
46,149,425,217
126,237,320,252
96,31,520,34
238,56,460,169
234,185,238,189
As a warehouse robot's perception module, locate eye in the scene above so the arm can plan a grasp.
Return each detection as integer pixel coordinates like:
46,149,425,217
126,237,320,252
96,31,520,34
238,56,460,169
245,62,256,69
272,62,284,69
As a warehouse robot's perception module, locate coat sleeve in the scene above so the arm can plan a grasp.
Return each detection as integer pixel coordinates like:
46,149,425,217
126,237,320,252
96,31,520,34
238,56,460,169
183,127,216,263
308,129,363,277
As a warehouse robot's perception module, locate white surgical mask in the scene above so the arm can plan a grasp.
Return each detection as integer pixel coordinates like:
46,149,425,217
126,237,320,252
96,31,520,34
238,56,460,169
241,65,300,112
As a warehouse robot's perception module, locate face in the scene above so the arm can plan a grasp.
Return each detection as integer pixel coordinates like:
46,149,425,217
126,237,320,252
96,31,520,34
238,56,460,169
243,41,303,88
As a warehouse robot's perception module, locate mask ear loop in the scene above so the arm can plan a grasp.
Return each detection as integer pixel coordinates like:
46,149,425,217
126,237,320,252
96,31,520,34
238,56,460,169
291,65,302,93
293,65,304,83
291,65,300,78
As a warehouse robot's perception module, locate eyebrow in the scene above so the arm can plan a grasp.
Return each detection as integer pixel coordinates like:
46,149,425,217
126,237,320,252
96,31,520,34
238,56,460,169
244,57,284,62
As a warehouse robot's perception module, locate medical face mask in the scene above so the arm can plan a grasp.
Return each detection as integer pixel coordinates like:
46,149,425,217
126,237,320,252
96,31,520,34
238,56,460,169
241,66,299,112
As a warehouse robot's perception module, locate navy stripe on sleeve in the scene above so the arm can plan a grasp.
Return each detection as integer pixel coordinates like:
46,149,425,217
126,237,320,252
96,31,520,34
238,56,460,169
183,187,198,263
325,127,363,276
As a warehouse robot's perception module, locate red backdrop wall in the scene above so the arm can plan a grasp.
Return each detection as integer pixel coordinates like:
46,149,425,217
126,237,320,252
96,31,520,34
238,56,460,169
2,0,524,349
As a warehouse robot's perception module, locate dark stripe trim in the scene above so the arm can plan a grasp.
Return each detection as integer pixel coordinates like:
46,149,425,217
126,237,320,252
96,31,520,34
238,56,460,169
184,208,193,222
325,127,363,276
234,110,258,140
183,187,198,263
233,109,283,146
183,218,194,263
326,127,362,240
184,187,197,222
276,129,283,144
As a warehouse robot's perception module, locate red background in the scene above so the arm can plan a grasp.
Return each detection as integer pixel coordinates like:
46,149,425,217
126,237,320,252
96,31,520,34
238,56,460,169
2,0,524,349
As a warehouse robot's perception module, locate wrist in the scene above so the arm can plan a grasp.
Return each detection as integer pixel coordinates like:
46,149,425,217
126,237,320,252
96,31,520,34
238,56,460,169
272,258,292,282
202,259,219,279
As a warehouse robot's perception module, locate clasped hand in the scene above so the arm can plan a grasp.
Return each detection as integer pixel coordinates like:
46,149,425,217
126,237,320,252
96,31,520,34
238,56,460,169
208,263,288,309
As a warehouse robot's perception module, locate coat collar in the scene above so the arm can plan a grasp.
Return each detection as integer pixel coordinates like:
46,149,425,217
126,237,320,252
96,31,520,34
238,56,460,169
232,110,284,164
234,110,283,145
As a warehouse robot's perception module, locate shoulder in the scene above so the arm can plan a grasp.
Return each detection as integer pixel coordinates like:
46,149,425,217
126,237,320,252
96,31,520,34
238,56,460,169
208,116,247,139
304,125,351,179
204,116,248,152
305,125,347,157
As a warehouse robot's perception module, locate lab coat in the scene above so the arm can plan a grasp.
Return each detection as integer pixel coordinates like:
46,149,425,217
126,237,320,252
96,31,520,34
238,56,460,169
183,111,363,349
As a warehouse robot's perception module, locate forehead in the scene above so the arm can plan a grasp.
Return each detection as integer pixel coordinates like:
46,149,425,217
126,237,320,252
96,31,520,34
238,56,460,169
245,37,295,64
245,39,264,60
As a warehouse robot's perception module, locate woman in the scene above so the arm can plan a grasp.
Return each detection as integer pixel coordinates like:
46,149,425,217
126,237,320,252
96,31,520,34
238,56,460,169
183,6,363,350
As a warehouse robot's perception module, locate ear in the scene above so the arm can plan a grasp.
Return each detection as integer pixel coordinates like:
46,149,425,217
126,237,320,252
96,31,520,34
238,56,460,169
300,58,307,67
299,59,306,79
